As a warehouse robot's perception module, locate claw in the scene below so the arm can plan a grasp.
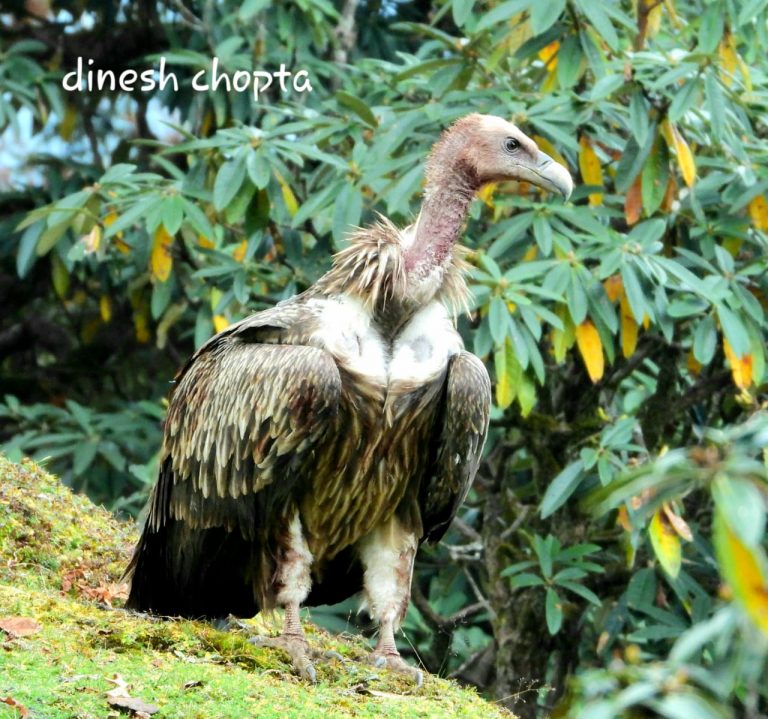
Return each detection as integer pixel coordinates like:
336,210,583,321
247,634,319,683
368,651,424,686
322,650,345,662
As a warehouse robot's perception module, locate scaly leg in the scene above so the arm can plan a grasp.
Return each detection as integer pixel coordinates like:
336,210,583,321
358,515,423,686
246,513,332,683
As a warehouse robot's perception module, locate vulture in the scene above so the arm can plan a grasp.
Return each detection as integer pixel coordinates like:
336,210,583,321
125,113,572,683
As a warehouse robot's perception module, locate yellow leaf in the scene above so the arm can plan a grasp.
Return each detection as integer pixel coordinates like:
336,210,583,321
662,120,696,188
539,40,560,93
517,372,537,417
80,317,101,345
552,305,575,364
687,349,702,376
81,225,101,254
213,315,229,333
103,211,124,241
578,137,603,206
723,339,753,389
275,170,298,218
540,66,558,93
99,295,112,323
522,244,538,262
532,136,568,169
150,226,174,282
646,0,663,37
722,237,743,256
477,183,497,209
59,103,77,141
198,234,215,249
718,34,738,86
134,308,151,344
603,274,624,303
649,508,682,578
714,510,768,635
748,195,768,231
233,240,248,262
624,174,643,225
51,253,69,300
620,295,639,358
538,41,559,68
736,53,753,93
575,320,604,383
617,505,633,532
495,338,521,409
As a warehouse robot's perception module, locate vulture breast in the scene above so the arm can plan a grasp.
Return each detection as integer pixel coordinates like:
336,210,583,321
297,294,463,559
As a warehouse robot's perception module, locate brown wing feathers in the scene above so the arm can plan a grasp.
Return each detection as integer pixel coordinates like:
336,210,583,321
420,351,491,544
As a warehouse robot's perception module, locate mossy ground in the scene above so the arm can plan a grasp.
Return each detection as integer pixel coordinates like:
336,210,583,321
0,456,513,719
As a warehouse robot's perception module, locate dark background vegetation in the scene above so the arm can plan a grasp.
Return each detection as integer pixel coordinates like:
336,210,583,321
1,0,767,717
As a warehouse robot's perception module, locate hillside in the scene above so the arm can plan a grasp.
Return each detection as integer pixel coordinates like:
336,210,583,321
0,456,514,719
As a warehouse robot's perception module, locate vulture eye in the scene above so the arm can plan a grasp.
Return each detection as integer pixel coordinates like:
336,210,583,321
504,137,520,153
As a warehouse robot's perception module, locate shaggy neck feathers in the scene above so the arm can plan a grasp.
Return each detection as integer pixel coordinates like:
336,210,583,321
319,116,488,318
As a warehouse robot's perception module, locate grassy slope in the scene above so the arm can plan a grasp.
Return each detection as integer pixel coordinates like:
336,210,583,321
0,456,513,719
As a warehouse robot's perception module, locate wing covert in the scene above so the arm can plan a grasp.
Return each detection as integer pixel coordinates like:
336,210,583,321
148,337,341,535
420,351,491,544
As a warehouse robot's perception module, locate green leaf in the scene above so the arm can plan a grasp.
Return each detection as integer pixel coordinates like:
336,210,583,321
451,0,474,27
705,71,725,142
246,150,272,189
556,34,583,89
16,220,44,277
693,315,717,365
641,134,670,216
517,372,536,417
532,215,553,256
332,184,363,247
668,79,699,123
566,270,588,324
712,475,766,548
73,440,98,475
575,0,619,50
335,91,378,128
541,460,585,518
716,304,750,356
474,0,531,32
213,155,247,211
559,580,602,606
621,263,647,324
508,572,545,588
531,0,565,35
489,297,509,345
545,588,563,634
697,4,724,53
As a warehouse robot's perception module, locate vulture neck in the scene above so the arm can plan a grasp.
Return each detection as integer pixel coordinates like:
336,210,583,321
405,140,480,277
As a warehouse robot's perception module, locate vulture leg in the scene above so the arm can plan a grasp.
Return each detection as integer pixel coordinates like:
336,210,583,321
358,516,423,686
247,514,322,682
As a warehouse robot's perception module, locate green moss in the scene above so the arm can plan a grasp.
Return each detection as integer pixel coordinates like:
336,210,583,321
0,457,514,718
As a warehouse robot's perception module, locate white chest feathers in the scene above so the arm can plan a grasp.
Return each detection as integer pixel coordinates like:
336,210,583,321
309,296,462,385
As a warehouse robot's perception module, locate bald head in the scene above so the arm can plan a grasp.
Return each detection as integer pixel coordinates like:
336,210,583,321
425,113,573,199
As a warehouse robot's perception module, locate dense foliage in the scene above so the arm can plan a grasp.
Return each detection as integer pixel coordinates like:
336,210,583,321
1,0,767,717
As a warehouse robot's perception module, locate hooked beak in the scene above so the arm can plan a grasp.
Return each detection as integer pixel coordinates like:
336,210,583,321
516,151,573,200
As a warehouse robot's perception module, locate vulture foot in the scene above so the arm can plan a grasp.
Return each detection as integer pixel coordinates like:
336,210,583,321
368,651,424,687
248,633,344,683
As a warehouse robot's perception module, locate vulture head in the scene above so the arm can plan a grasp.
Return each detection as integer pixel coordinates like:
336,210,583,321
423,113,573,199
404,113,572,298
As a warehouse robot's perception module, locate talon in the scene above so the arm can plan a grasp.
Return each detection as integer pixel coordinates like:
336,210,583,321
412,669,424,688
368,652,424,686
302,663,318,684
323,650,345,662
